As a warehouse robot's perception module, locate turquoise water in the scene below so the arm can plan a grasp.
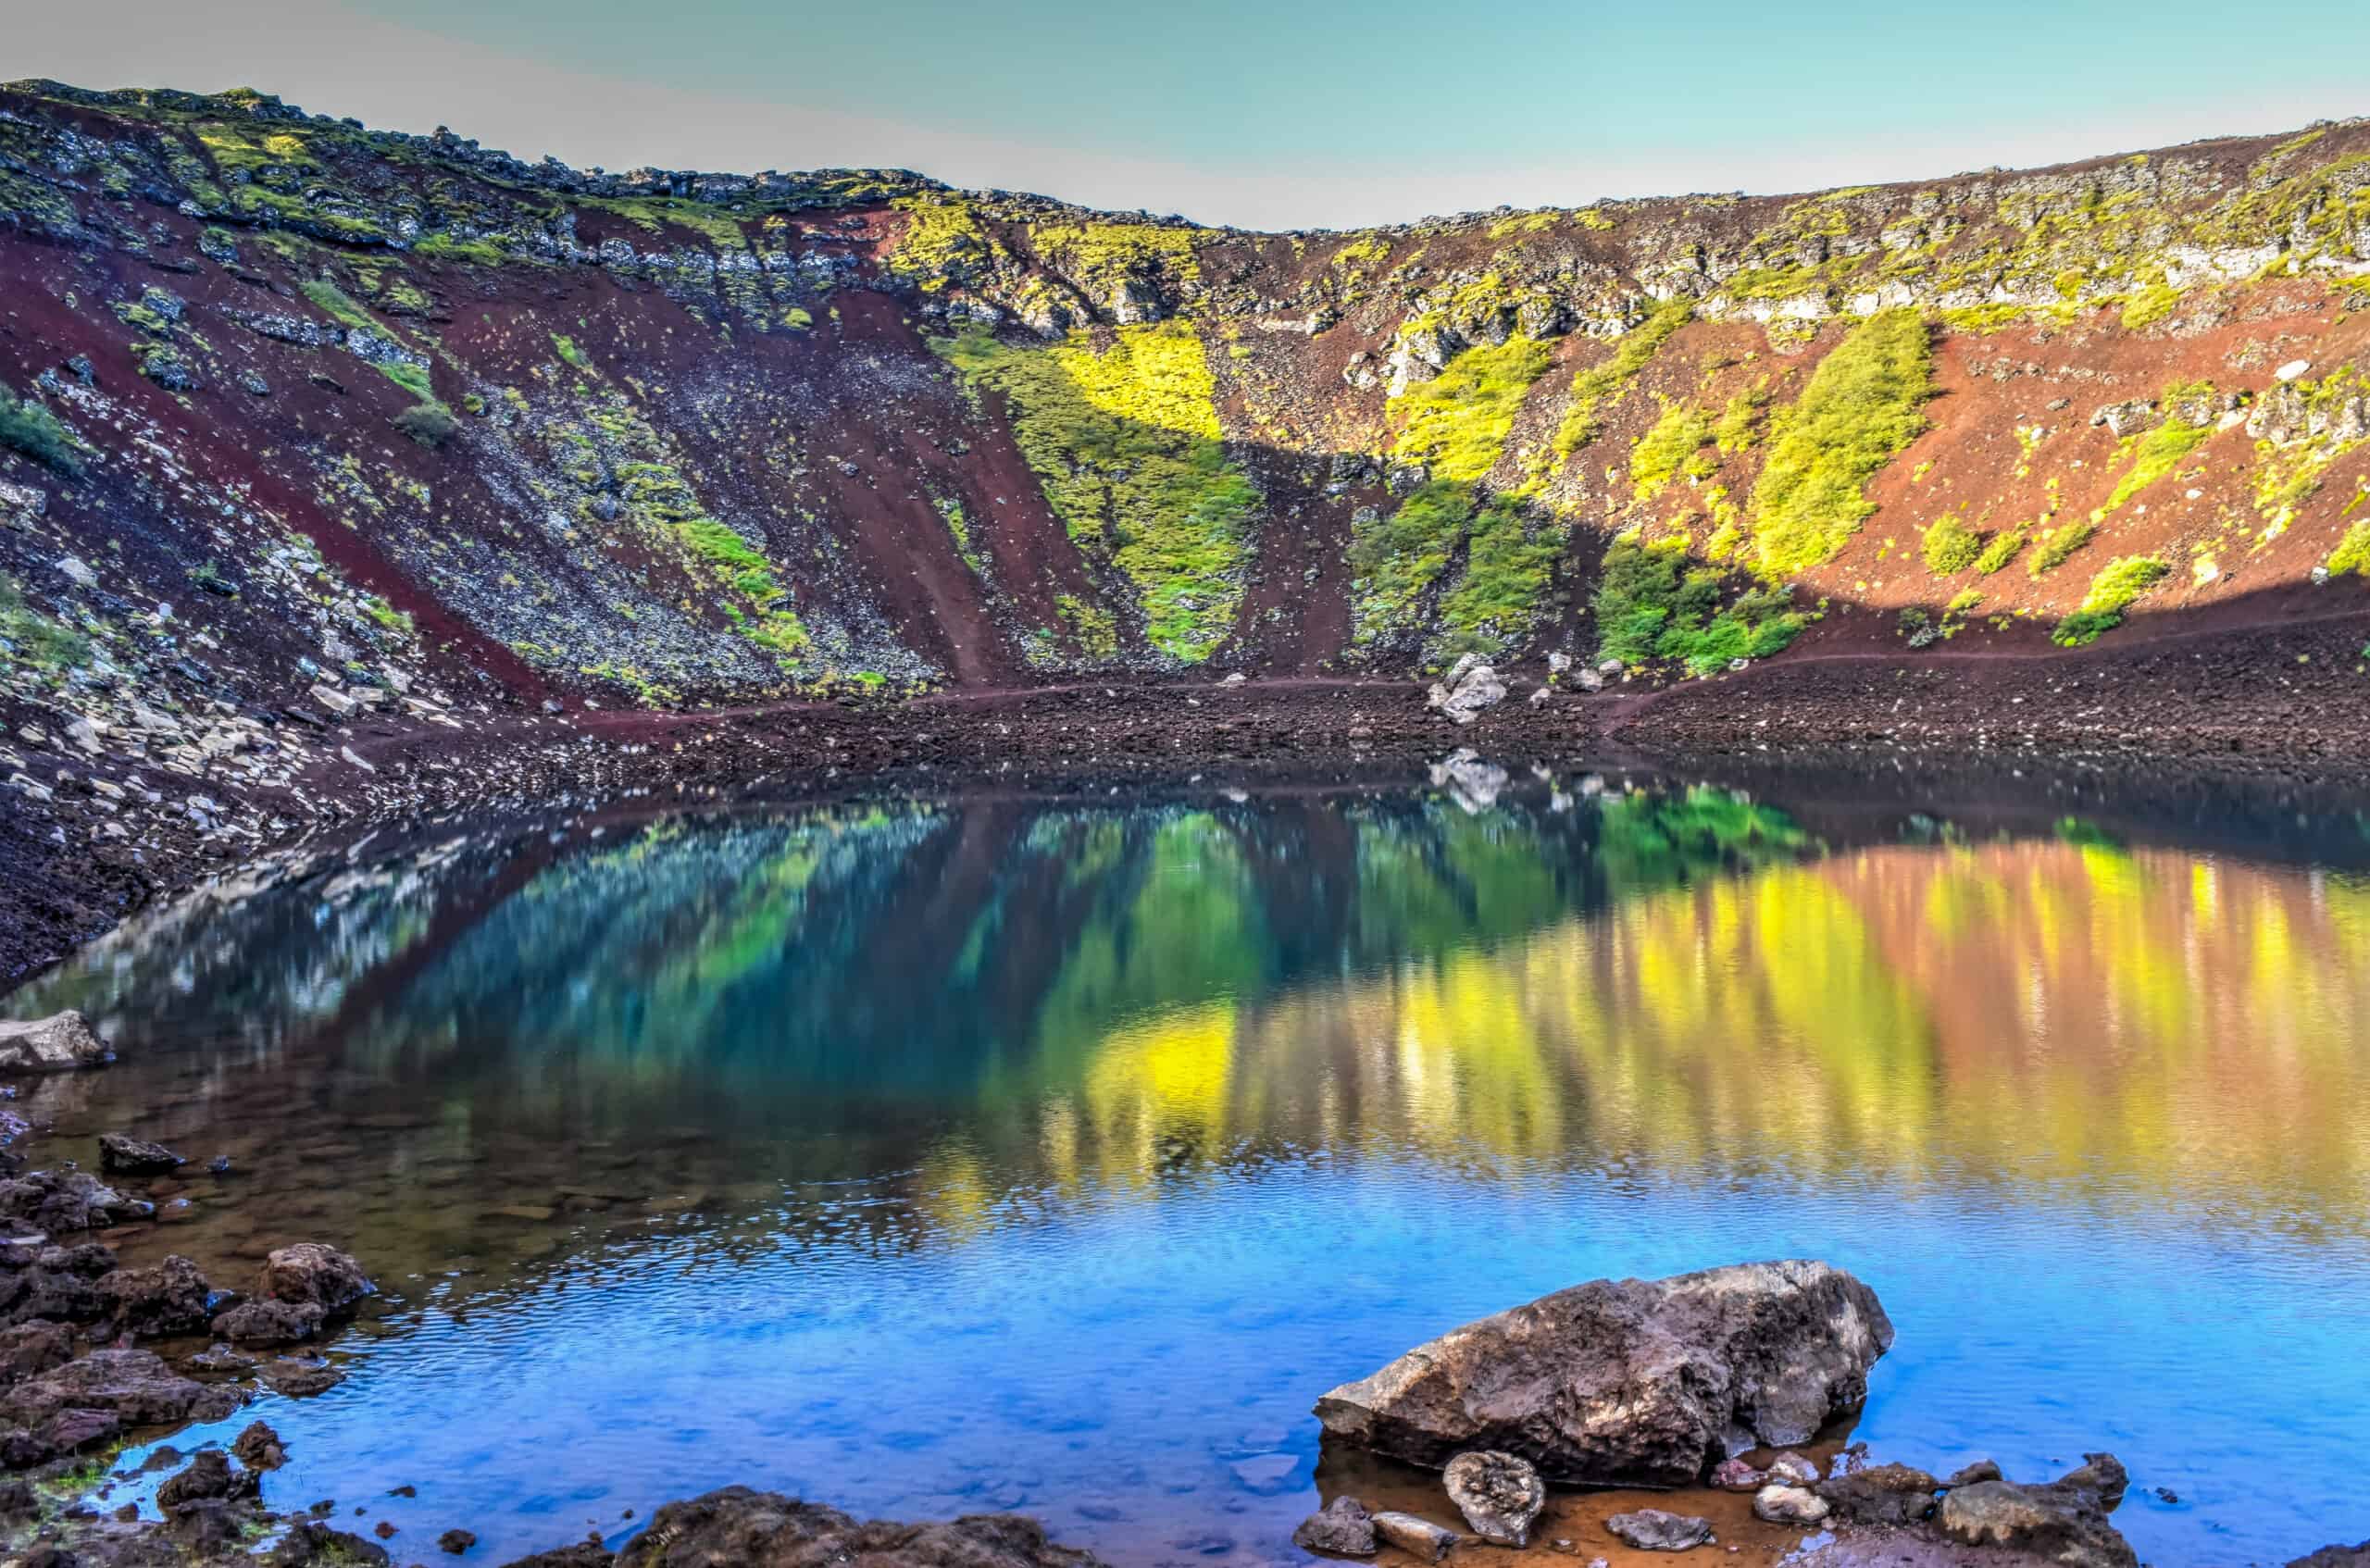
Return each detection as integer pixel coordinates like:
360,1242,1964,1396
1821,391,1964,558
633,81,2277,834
15,776,2370,1564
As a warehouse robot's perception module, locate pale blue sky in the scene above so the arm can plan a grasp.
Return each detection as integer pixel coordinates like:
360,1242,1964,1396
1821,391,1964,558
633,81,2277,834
15,0,2365,227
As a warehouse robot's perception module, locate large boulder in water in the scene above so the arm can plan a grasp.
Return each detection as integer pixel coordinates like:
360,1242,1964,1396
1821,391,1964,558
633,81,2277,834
0,1013,111,1073
605,1487,1110,1568
1312,1260,1892,1486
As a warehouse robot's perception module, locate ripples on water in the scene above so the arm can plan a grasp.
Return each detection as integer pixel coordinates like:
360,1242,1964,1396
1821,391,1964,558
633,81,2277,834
12,774,2370,1565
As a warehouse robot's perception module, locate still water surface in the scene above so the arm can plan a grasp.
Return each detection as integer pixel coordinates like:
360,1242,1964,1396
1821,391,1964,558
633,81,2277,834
14,773,2370,1565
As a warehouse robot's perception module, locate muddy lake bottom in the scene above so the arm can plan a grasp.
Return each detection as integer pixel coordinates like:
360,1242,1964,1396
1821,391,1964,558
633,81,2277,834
7,761,2368,1566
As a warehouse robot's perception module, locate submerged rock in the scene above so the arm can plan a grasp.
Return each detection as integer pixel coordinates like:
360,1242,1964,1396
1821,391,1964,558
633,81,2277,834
1312,1260,1892,1485
1443,1450,1545,1547
1604,1510,1713,1552
1291,1497,1378,1556
0,1014,111,1073
0,1171,150,1235
1938,1454,2135,1568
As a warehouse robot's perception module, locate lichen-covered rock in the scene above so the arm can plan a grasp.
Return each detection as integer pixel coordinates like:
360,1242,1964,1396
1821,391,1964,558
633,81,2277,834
1938,1455,2135,1568
0,1013,110,1072
1443,1450,1545,1547
1313,1260,1892,1486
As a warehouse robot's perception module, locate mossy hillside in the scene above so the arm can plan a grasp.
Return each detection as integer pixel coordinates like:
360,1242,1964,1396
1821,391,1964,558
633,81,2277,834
1391,334,1554,484
0,569,92,676
933,323,1253,662
1346,482,1563,659
1745,309,1936,577
2054,554,2171,644
1553,300,1693,457
0,380,81,473
1592,534,1803,675
1629,398,1717,500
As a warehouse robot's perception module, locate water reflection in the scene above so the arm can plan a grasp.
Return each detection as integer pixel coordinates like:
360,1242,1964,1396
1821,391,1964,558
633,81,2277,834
12,779,2370,1565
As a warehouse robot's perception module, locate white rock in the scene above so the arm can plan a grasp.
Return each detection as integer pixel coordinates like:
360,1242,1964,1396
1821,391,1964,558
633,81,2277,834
2275,359,2313,383
53,555,96,589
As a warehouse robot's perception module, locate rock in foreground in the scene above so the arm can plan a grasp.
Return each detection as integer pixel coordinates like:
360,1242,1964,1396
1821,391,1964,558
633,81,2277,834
1938,1454,2135,1568
1312,1260,1892,1485
0,1013,110,1073
582,1487,1108,1568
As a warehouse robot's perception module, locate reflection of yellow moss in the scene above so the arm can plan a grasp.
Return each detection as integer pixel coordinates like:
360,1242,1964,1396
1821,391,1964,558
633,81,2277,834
1084,1001,1237,1138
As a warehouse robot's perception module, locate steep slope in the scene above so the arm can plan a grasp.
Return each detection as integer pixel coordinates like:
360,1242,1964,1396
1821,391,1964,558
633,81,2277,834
1,80,2364,728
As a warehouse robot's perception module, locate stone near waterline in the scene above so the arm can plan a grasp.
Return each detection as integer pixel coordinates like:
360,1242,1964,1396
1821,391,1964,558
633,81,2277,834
0,1323,72,1383
1368,1512,1458,1562
1709,1457,1764,1491
1817,1462,1940,1525
212,1298,328,1347
2288,1546,2370,1568
441,1529,479,1555
1313,1261,1892,1486
1604,1510,1713,1552
1443,1450,1546,1547
1426,655,1508,726
1944,1459,2002,1487
601,1487,1113,1568
231,1419,287,1470
0,1348,241,1432
1291,1497,1377,1556
259,1241,375,1313
99,1133,187,1175
97,1253,212,1338
157,1449,260,1509
0,1171,149,1236
1751,1484,1828,1524
261,1357,344,1397
0,1013,110,1073
1938,1454,2135,1568
1765,1451,1818,1485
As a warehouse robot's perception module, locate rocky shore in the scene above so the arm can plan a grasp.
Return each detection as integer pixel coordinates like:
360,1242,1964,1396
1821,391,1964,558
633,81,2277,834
15,599,2370,988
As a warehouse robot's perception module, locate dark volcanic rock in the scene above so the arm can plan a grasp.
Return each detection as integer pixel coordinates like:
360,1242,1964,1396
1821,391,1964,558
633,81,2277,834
0,1322,73,1383
1442,1450,1545,1547
274,1521,393,1568
0,1014,111,1073
1605,1510,1715,1552
1938,1454,2135,1568
440,1529,479,1555
2289,1547,2370,1568
499,1549,610,1568
156,1449,260,1509
97,1135,186,1176
0,1348,242,1431
98,1254,212,1338
1945,1459,2004,1487
1291,1497,1377,1556
211,1298,327,1347
231,1419,287,1469
258,1243,375,1313
0,1171,149,1235
1817,1461,1940,1525
1312,1261,1892,1485
606,1487,1109,1568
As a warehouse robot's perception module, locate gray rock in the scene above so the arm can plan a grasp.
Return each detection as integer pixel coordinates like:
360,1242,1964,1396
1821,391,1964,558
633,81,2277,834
1313,1261,1892,1486
1426,658,1508,726
1604,1510,1712,1552
1751,1484,1828,1524
98,1254,212,1338
1938,1454,2134,1568
1766,1451,1818,1485
1709,1457,1764,1491
1368,1512,1457,1562
604,1487,1108,1568
1443,1450,1545,1547
1291,1497,1377,1557
0,1013,111,1072
1944,1459,2002,1488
